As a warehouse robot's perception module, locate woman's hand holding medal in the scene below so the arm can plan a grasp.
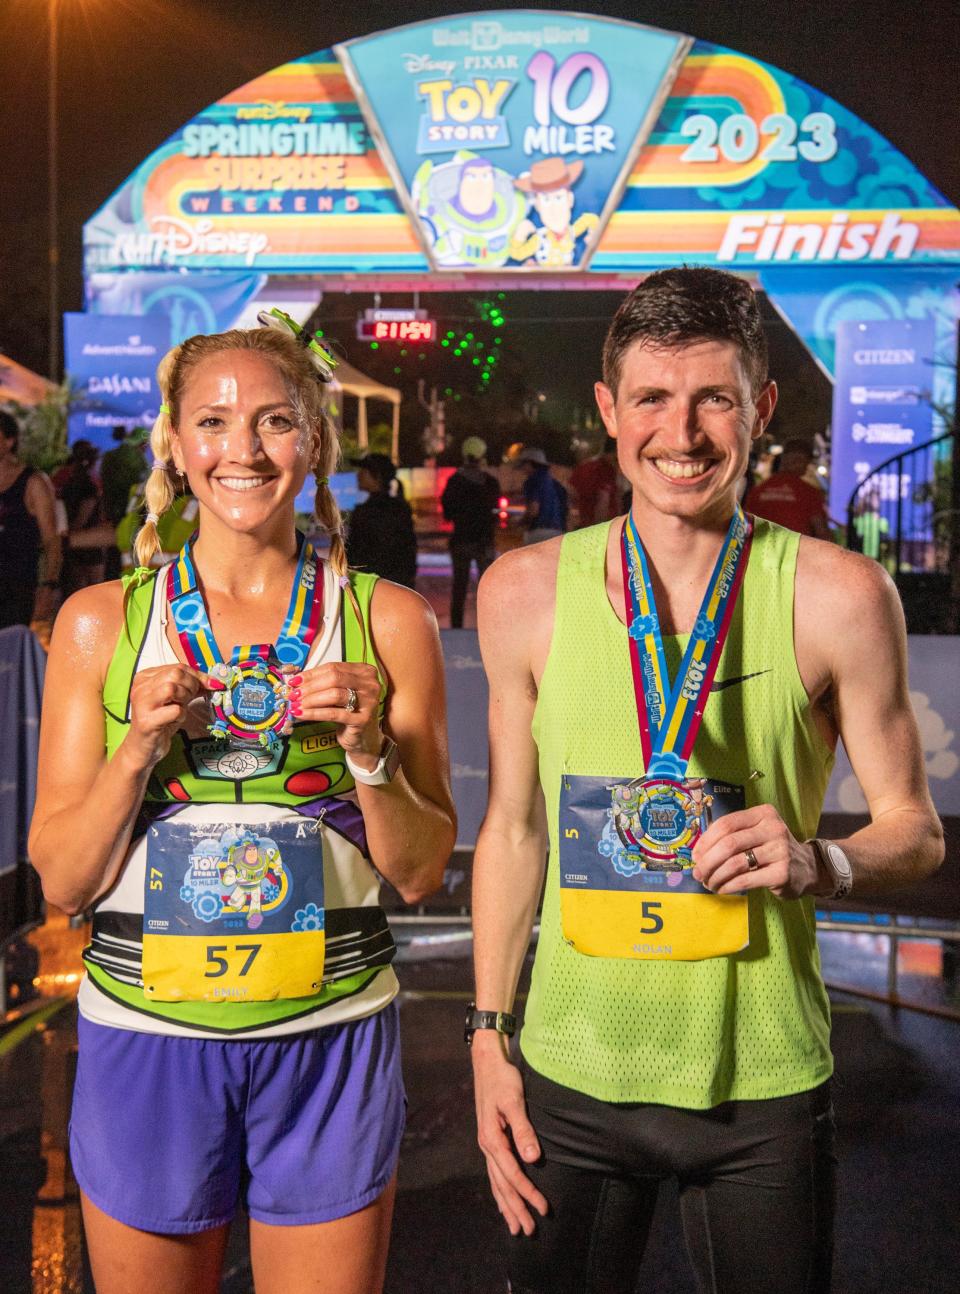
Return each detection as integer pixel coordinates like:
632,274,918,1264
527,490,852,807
283,662,384,765
691,802,819,899
125,664,216,769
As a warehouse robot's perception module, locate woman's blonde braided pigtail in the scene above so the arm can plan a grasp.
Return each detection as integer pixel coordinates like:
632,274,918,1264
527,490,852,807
121,347,183,631
132,347,181,570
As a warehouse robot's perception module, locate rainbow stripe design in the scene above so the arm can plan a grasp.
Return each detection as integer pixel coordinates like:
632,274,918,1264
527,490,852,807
167,533,322,671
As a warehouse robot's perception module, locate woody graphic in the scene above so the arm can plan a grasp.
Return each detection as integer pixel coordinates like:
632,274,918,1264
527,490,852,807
509,157,600,268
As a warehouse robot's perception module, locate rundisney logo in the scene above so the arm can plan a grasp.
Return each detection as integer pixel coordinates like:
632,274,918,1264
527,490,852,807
111,217,269,268
641,654,663,724
452,763,487,779
236,100,312,122
447,654,483,669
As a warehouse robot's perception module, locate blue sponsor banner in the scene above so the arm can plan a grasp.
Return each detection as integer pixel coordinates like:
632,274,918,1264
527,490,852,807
86,270,266,347
337,15,688,271
64,313,169,452
829,318,936,533
441,629,489,848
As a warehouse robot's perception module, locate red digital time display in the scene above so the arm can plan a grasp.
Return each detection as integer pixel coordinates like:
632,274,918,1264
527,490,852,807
356,319,436,343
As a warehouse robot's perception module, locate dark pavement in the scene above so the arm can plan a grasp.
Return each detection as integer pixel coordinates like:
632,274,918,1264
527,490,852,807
2,915,959,1293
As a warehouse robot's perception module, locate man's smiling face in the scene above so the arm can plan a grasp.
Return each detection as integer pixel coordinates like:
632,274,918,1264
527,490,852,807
595,338,777,526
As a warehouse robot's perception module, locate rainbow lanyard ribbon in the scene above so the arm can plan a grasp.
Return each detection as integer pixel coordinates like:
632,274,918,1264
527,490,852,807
620,505,752,781
166,532,323,672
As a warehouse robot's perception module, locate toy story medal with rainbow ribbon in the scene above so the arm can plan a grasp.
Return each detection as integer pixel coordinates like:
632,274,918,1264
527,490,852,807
167,533,322,753
619,504,751,870
557,506,753,962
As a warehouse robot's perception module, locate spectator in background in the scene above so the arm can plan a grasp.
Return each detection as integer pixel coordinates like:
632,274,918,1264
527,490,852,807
54,439,106,593
517,446,567,545
441,435,500,628
744,438,831,539
115,482,201,572
347,452,418,588
0,410,61,629
852,488,890,561
99,425,149,578
569,435,620,528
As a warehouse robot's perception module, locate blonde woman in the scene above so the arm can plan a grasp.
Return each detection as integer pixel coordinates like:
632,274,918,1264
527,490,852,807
29,316,456,1294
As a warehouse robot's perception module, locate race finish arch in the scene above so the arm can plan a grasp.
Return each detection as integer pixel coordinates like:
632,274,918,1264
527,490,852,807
77,9,960,519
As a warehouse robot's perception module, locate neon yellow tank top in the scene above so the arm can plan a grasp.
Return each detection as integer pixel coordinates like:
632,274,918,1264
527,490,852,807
523,518,835,1107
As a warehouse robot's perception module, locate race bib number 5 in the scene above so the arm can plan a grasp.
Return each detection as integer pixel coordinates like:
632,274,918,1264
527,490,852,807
142,818,325,1002
558,774,749,961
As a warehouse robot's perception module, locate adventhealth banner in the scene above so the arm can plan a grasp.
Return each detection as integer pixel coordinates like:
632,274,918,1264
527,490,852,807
64,314,169,450
830,318,936,530
337,15,689,271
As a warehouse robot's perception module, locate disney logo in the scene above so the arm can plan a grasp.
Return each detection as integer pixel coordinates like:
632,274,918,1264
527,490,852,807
402,52,456,75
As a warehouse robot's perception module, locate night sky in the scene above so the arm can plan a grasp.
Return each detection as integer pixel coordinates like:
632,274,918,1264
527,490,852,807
1,0,958,452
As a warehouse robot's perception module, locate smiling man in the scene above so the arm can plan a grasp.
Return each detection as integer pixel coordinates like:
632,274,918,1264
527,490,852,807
468,268,943,1294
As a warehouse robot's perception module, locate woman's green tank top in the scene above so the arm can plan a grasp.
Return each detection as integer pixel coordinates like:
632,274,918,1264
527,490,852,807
524,518,835,1107
85,564,391,1034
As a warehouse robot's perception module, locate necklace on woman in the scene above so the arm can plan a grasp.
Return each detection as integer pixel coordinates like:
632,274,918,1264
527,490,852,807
166,533,323,751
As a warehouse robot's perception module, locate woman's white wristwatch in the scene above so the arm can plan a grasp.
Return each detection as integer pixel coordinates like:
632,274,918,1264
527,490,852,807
346,736,401,786
809,839,853,899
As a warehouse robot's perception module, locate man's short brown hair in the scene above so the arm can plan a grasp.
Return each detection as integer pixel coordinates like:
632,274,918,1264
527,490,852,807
602,267,769,397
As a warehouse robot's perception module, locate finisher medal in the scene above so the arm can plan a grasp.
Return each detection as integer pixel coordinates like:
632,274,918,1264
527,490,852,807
167,533,323,753
207,645,292,750
618,506,752,871
610,777,714,872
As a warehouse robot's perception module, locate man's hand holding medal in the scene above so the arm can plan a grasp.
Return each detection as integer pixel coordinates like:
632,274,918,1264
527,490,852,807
691,802,822,899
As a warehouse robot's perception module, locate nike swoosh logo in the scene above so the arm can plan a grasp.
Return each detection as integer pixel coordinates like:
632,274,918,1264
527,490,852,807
711,669,772,692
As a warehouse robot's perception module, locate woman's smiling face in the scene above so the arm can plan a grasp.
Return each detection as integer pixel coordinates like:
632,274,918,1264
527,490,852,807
170,349,313,534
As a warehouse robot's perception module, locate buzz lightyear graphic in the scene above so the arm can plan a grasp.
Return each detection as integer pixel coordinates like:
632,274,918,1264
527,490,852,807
411,151,526,269
509,157,600,268
179,828,288,930
221,833,283,929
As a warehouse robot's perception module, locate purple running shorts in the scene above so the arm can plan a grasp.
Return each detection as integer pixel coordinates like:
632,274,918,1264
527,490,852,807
69,1003,405,1233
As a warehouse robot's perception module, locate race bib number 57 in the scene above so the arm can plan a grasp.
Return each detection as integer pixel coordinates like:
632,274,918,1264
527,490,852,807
142,818,325,1002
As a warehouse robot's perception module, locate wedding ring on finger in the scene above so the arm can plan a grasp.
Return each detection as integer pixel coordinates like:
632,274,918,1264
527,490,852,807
745,848,759,871
344,687,359,713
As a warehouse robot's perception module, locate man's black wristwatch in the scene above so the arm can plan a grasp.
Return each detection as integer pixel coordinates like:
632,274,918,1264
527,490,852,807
464,1002,517,1046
